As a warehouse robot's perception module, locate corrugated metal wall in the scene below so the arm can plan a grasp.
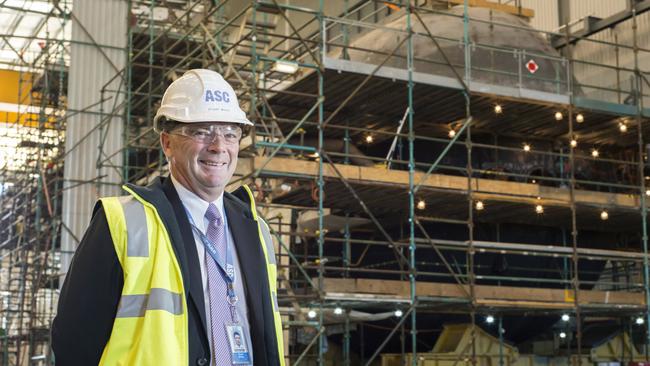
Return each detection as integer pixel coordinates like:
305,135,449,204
571,11,650,104
61,0,127,279
569,0,627,20
516,0,649,105
521,0,628,32
567,1,650,105
521,0,559,32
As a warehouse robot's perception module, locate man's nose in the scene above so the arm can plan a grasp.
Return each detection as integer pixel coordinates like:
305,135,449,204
206,134,227,150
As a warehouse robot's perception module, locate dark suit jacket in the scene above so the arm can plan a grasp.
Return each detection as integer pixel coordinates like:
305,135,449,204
52,177,281,366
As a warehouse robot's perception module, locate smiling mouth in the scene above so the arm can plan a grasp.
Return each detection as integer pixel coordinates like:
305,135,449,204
199,159,227,167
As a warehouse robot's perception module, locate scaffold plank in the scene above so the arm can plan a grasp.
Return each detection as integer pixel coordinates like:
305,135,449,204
254,156,639,210
321,278,645,309
439,0,535,18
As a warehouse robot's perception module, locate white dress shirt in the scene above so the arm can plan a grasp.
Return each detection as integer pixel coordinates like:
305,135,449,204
171,176,253,365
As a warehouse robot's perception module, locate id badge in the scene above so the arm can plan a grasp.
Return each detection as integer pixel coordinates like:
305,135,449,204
226,324,252,365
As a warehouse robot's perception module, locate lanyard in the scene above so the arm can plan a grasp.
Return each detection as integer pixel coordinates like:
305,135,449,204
182,204,239,323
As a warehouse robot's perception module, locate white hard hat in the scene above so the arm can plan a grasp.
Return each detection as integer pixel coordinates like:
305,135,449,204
153,69,253,130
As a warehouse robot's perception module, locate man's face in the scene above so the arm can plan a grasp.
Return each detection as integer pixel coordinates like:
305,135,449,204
234,333,242,346
161,122,240,201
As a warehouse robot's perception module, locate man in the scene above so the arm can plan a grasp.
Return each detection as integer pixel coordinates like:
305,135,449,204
233,332,243,348
52,69,285,366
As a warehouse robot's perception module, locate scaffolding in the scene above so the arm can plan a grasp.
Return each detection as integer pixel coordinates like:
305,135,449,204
1,0,650,365
114,1,650,365
0,9,68,366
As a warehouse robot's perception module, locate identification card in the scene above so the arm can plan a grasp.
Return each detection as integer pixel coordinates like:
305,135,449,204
226,324,252,365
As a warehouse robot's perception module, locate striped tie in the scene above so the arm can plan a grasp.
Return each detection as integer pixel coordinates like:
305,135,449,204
205,203,231,365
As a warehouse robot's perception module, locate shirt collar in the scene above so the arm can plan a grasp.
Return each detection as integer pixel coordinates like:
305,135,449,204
170,174,226,233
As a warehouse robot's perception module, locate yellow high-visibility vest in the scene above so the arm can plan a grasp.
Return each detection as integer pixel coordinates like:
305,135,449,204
97,185,285,366
241,185,284,365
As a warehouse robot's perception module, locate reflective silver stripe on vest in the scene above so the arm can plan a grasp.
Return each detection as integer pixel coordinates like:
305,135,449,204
116,288,183,318
118,196,149,257
272,291,279,312
259,220,276,265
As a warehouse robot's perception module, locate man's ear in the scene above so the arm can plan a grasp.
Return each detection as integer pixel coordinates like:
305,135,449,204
160,132,171,158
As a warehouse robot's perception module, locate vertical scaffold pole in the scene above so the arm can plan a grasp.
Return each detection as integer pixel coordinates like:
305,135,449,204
462,2,477,366
631,4,650,352
124,0,133,182
406,3,417,365
318,1,325,365
565,24,582,366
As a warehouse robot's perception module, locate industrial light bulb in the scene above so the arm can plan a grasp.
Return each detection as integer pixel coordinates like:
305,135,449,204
592,149,599,158
365,134,374,143
576,113,584,123
560,332,567,339
486,315,495,324
570,139,577,148
475,201,484,211
561,314,570,322
334,307,343,315
394,309,403,317
646,190,650,196
308,310,317,318
600,210,609,220
636,317,645,325
523,143,531,152
416,200,426,210
273,60,299,74
555,111,563,121
448,129,456,138
494,104,503,114
619,123,627,132
535,204,544,214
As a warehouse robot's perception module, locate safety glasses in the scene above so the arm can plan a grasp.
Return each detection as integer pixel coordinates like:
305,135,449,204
169,123,242,145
